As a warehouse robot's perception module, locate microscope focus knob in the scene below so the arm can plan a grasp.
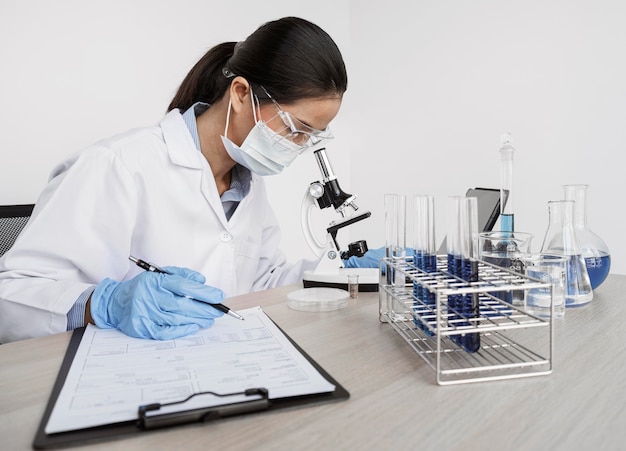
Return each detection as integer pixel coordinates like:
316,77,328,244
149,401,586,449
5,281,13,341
308,182,325,199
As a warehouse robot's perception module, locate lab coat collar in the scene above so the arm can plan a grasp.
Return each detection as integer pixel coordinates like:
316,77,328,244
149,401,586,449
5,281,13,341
160,109,205,170
158,108,258,229
159,108,230,227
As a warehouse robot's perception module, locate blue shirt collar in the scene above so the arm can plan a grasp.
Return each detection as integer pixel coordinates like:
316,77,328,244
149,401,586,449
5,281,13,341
181,102,210,151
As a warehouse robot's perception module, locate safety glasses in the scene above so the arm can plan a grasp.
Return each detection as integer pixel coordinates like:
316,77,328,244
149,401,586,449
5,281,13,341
253,86,334,149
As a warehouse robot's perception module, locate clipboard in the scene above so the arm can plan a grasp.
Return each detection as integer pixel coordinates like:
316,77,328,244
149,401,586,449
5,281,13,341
33,318,349,449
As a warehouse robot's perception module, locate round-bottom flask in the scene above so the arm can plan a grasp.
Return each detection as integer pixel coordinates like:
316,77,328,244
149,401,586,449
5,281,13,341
540,200,593,306
563,184,611,289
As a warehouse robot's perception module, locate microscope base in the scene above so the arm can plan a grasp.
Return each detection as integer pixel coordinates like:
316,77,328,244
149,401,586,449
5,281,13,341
302,268,379,292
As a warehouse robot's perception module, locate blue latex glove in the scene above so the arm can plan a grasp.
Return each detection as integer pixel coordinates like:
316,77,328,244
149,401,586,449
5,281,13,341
343,247,386,268
91,266,225,340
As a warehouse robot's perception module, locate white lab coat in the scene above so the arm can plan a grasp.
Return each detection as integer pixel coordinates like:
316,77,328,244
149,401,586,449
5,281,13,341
0,109,316,342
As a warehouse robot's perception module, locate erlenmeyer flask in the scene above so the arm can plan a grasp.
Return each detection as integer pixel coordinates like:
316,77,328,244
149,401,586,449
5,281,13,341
563,184,611,289
540,200,593,306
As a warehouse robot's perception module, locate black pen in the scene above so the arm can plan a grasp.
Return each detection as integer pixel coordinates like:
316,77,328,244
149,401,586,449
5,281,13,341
129,256,244,321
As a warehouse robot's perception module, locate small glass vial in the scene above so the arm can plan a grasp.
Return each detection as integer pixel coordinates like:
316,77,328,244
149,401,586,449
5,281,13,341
540,200,593,307
347,274,359,299
563,184,611,289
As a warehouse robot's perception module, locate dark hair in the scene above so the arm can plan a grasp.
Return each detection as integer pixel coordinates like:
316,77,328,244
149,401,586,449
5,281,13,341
168,17,347,111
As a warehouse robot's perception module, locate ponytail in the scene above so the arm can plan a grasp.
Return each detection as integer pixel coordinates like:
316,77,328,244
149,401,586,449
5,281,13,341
167,42,236,112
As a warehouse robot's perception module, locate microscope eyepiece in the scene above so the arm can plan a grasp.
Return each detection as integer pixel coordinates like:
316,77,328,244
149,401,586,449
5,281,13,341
312,148,357,216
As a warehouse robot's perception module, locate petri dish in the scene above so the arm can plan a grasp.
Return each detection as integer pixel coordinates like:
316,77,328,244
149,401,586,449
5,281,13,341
287,288,349,312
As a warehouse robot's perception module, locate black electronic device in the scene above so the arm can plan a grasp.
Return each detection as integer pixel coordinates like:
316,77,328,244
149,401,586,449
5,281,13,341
437,187,507,254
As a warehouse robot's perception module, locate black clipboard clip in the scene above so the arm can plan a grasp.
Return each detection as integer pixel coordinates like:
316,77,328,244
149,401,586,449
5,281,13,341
138,387,269,430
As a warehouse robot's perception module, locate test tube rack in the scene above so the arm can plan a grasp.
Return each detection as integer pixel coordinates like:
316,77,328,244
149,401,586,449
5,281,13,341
379,256,554,385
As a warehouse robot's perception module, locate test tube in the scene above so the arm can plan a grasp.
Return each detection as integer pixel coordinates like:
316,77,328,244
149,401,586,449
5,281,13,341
384,194,406,287
446,196,463,335
446,196,463,279
447,196,480,353
412,195,436,334
459,196,480,352
461,196,479,279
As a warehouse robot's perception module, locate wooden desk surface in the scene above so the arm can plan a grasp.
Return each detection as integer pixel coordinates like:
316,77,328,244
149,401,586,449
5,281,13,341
1,275,625,450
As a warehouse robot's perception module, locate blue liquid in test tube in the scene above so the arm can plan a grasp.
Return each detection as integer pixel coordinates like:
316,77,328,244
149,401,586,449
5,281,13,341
413,251,437,334
447,196,480,353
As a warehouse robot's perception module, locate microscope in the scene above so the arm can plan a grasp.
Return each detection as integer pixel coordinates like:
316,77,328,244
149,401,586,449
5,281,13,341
301,148,379,291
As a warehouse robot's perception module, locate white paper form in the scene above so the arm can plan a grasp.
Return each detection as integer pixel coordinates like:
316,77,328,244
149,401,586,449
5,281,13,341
45,306,335,434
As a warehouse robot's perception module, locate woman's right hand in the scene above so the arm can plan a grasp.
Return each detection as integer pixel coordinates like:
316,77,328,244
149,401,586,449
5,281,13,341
90,266,225,340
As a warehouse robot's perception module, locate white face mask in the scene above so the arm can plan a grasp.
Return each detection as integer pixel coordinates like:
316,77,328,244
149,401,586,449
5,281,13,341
221,96,304,176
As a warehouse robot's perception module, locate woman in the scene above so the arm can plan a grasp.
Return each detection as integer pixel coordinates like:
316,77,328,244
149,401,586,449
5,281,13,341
0,17,349,343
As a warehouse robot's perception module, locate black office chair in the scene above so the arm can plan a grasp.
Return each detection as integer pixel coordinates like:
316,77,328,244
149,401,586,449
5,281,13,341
0,204,35,257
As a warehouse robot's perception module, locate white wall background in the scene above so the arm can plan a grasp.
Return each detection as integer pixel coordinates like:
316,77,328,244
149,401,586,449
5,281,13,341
0,0,351,263
1,0,623,274
348,0,625,274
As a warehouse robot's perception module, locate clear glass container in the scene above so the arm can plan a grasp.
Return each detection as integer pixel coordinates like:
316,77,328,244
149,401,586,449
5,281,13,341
563,184,611,289
540,200,593,307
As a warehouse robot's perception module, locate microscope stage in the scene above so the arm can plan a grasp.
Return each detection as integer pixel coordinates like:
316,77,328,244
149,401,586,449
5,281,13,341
302,267,379,292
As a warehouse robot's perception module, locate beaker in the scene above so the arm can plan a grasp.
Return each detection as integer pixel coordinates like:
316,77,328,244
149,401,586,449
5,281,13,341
478,231,533,306
540,200,593,307
478,231,533,274
523,253,567,319
563,184,611,289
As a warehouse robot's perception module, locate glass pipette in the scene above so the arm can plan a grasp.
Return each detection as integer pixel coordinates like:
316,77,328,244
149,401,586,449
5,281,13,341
499,133,515,233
